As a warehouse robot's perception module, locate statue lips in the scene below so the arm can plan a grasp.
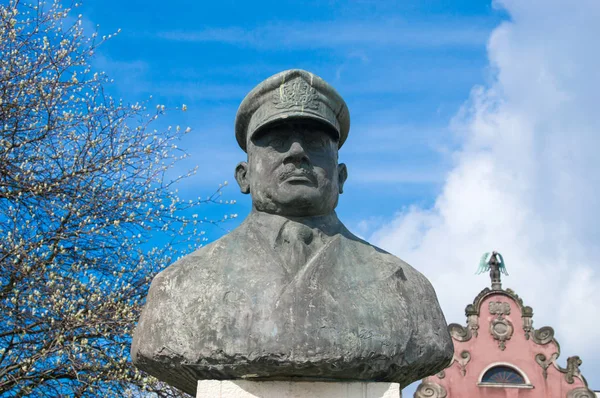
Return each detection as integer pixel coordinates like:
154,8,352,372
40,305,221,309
285,174,314,185
279,168,317,186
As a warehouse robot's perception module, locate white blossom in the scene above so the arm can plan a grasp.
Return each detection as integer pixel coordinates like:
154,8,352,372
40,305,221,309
0,1,234,396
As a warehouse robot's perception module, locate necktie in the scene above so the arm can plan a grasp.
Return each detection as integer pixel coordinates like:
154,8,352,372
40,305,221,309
278,221,315,276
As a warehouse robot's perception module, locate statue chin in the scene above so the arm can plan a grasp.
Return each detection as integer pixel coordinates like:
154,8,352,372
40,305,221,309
254,194,337,217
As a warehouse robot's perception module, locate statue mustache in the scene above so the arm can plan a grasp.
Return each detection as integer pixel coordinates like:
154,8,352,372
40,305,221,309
279,164,316,182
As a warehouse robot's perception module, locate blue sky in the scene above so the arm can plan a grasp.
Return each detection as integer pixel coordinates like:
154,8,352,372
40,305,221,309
83,0,505,235
81,0,600,394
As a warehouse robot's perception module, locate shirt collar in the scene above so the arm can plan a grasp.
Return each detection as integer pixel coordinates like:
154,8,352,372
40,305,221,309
245,209,345,249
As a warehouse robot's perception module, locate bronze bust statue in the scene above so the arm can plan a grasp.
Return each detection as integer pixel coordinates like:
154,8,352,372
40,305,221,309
131,69,453,395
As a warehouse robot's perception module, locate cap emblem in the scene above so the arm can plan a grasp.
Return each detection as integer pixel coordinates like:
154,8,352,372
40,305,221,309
272,80,319,110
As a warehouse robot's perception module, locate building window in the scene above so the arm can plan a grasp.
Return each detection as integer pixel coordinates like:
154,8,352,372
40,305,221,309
481,365,526,384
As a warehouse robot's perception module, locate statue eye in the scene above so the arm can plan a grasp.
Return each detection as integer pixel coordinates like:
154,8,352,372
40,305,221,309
268,137,285,148
306,136,325,149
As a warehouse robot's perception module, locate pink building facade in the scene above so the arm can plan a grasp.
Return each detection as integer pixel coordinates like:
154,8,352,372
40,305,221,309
415,257,595,398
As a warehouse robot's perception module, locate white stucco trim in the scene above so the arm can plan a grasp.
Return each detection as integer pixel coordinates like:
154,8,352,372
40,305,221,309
477,362,533,387
477,382,534,389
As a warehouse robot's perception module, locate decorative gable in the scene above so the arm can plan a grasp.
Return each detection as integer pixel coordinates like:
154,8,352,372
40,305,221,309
415,252,595,398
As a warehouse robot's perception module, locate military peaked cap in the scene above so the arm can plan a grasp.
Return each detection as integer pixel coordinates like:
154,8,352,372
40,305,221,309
235,69,350,152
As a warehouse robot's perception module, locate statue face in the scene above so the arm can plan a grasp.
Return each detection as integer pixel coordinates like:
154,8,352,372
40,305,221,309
236,120,347,217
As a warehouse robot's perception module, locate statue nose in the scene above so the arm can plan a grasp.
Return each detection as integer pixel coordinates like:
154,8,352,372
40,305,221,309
288,140,305,155
285,140,309,163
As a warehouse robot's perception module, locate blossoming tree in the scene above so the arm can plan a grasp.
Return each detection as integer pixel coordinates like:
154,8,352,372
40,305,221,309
0,1,234,396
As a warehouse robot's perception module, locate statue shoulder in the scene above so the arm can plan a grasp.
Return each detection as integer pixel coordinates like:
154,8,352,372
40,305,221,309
145,220,267,305
340,232,425,279
376,250,438,298
159,221,255,277
345,234,441,302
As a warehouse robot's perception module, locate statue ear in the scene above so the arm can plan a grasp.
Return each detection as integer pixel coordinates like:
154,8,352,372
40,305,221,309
337,163,348,194
235,162,250,194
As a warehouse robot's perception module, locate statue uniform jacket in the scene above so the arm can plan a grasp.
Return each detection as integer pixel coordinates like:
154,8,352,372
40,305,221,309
131,211,453,395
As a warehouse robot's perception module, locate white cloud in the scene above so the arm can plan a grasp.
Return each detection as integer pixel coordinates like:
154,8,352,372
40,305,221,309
369,0,600,389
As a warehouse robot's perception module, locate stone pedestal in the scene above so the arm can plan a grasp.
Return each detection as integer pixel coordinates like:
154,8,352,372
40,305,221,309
196,380,401,398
